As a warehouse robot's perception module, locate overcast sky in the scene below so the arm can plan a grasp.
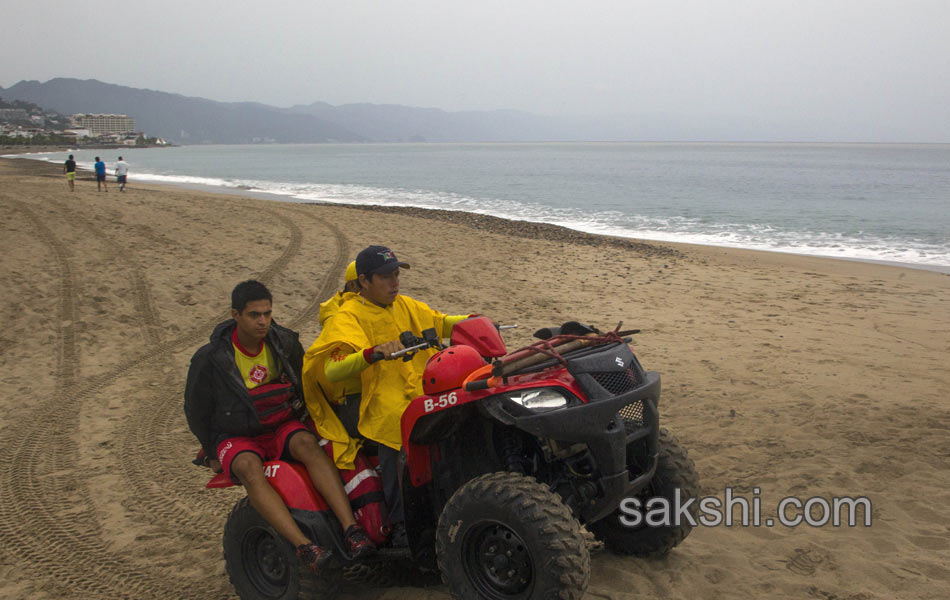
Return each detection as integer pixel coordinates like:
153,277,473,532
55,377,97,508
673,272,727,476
3,0,948,141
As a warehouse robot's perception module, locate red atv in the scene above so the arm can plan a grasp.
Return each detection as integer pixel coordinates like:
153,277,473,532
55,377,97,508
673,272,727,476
204,317,699,600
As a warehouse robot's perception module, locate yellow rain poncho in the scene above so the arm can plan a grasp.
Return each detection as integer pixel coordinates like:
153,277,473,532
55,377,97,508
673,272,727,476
306,294,447,451
300,354,362,469
317,290,357,327
301,291,361,469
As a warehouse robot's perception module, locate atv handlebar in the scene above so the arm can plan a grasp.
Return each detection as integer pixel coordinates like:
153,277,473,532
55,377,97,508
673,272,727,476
369,343,428,362
393,342,432,358
370,329,442,363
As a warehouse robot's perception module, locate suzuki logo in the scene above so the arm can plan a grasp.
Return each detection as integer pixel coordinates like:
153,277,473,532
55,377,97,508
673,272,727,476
615,357,625,367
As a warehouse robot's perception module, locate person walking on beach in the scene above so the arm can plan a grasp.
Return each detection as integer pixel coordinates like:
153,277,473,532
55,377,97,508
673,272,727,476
94,157,108,192
114,156,129,191
64,154,76,191
185,280,375,572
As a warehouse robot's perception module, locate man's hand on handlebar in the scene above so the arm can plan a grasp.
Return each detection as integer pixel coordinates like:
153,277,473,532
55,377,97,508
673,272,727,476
374,340,405,360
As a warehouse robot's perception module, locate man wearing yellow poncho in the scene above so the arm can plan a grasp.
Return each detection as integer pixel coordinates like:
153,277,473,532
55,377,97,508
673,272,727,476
302,245,472,545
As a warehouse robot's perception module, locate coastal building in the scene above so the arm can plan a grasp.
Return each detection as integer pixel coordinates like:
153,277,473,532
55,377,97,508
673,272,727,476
70,113,136,136
64,128,92,139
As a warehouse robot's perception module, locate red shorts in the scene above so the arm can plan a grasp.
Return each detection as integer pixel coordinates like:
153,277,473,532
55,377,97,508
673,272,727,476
216,421,311,484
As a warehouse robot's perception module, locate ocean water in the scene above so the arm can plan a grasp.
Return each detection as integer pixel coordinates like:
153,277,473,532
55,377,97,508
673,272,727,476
14,143,950,270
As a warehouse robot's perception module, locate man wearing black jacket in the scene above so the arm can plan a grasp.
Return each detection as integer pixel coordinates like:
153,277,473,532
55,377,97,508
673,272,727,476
185,280,374,570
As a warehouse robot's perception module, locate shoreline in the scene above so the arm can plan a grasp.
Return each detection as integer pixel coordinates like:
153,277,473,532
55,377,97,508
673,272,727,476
7,155,944,275
319,202,950,275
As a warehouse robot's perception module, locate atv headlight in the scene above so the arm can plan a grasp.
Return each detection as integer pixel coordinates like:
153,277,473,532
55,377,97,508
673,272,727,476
504,388,569,412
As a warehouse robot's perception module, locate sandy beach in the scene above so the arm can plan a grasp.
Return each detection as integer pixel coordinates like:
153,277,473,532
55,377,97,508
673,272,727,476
1,156,948,599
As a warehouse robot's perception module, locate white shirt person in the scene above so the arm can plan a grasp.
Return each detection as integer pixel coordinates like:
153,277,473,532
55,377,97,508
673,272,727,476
114,157,130,191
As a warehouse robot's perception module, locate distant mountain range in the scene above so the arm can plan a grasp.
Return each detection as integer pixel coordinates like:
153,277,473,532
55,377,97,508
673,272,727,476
0,77,765,144
0,78,577,144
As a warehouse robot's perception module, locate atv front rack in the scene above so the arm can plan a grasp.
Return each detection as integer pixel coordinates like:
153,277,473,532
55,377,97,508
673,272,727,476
463,323,639,391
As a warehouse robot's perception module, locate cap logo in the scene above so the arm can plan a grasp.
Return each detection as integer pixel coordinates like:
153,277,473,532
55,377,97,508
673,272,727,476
377,250,396,261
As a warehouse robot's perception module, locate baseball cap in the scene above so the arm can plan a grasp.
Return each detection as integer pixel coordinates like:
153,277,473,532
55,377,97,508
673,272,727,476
344,260,357,283
356,245,410,277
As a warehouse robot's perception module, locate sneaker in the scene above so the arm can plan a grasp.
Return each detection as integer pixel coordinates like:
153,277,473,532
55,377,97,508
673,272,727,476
296,542,332,571
344,524,376,559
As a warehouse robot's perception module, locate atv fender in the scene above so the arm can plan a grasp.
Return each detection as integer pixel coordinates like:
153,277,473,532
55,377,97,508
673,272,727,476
206,460,330,512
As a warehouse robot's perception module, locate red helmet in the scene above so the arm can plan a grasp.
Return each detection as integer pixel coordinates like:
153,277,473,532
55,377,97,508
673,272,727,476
423,345,488,395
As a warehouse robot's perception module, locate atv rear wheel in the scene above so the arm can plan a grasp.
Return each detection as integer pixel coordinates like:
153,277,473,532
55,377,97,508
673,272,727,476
590,428,699,557
223,497,341,600
436,472,590,600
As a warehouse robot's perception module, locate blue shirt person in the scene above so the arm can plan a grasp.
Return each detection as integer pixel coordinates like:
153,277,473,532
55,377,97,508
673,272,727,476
94,157,108,192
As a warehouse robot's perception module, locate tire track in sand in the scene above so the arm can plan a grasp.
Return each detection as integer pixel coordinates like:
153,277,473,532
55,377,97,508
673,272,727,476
0,201,303,599
48,198,163,347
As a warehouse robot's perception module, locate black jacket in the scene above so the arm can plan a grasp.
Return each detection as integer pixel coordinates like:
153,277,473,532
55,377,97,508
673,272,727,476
184,319,305,458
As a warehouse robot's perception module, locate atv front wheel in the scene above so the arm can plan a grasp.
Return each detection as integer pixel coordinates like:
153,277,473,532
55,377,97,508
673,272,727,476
223,497,341,600
590,427,700,557
436,472,590,600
